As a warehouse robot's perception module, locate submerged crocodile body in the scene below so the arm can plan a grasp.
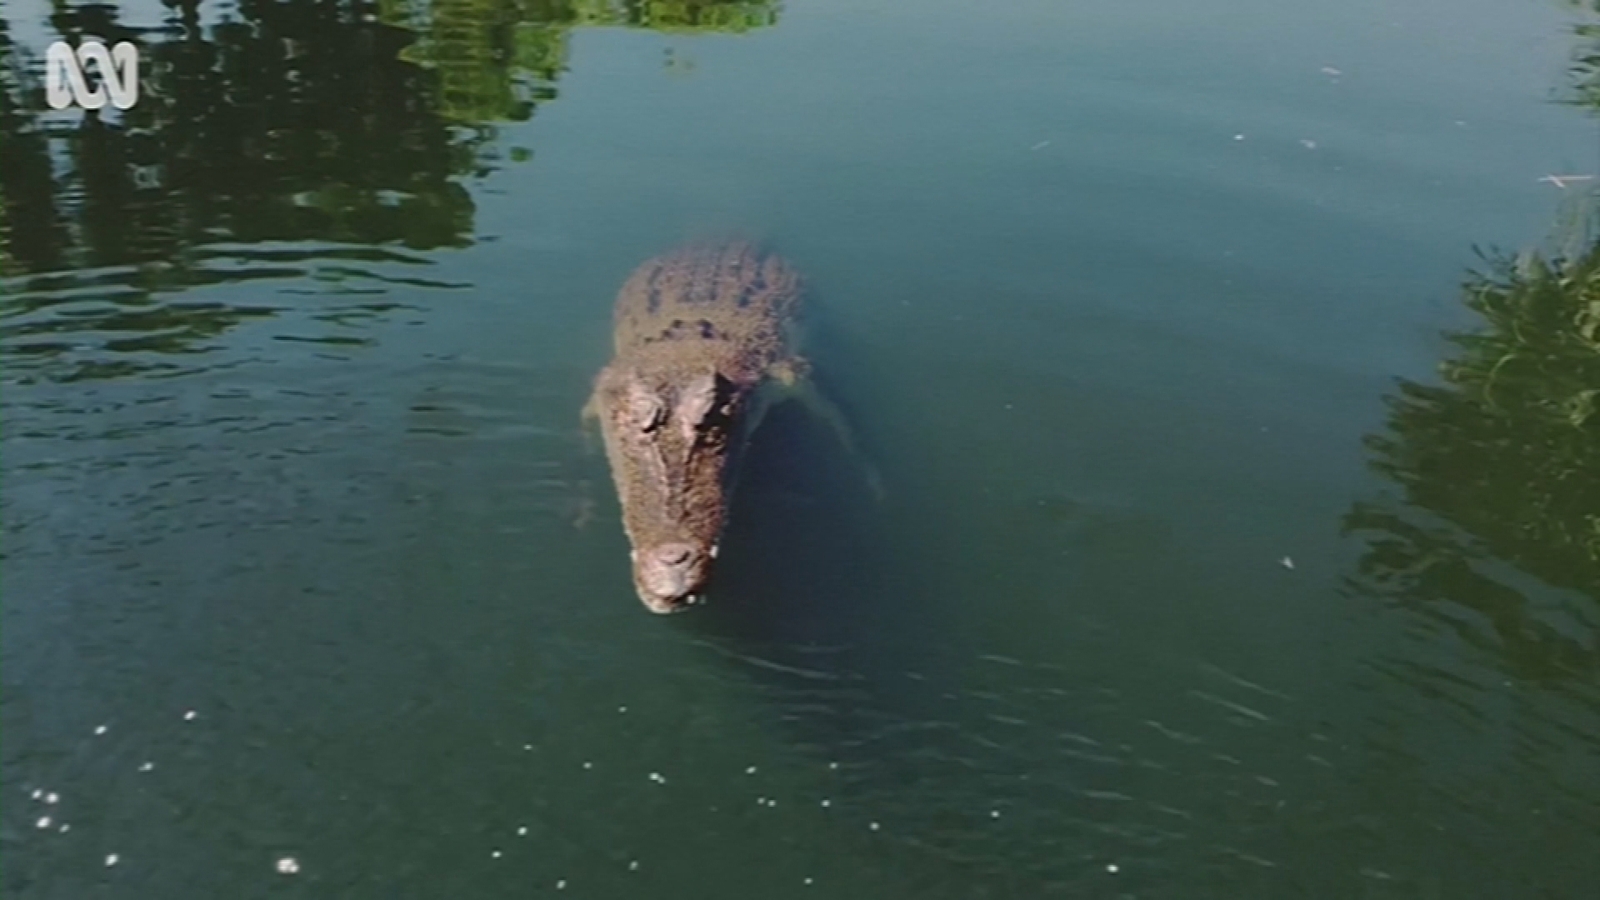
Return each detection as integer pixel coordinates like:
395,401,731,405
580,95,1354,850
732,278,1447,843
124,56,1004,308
585,242,818,613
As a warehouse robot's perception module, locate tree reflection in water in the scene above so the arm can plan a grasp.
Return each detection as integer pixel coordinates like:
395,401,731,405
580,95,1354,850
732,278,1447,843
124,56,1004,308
1344,217,1600,682
1342,5,1600,693
0,0,778,382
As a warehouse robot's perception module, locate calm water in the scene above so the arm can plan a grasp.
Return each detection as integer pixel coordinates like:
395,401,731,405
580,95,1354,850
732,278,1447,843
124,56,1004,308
4,0,1599,897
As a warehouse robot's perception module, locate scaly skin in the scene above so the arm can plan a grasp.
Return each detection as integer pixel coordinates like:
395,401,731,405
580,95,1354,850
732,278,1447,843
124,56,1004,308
585,242,806,613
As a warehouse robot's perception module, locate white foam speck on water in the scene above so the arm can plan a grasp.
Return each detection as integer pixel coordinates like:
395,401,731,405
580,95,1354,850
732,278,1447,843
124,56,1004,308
628,860,639,871
869,822,880,831
491,850,502,859
1107,863,1119,874
105,854,119,867
745,766,757,775
44,792,59,805
183,710,197,721
990,810,1001,819
582,762,592,770
648,772,666,784
523,744,533,751
757,796,766,805
517,826,528,837
820,799,831,808
30,789,42,800
139,762,154,772
828,762,838,770
556,879,567,890
618,706,627,713
59,823,70,833
94,725,108,735
276,857,299,874
36,816,52,829
804,877,814,885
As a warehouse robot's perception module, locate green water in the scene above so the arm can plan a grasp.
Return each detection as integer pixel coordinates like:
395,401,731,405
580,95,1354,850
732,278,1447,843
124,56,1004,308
3,0,1598,896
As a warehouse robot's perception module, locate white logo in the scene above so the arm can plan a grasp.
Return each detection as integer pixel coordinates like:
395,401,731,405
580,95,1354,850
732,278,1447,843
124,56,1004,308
46,39,140,111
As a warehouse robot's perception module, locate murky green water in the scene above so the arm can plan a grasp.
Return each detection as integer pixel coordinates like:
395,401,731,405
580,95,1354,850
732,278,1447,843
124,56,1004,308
4,0,1598,896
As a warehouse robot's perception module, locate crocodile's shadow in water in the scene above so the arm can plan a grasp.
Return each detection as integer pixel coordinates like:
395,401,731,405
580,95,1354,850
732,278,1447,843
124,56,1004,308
677,373,963,790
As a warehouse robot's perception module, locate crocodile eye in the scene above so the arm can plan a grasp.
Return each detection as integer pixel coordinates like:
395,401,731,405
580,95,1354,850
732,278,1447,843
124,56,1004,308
626,386,667,433
678,373,723,438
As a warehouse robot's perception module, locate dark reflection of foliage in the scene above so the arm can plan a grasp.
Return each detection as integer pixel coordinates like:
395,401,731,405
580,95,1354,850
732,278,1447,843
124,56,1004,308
607,0,781,33
0,0,781,272
378,0,779,122
381,0,570,123
0,18,69,276
1566,1,1600,110
1344,196,1600,685
0,1,490,383
1,0,485,276
1,0,777,382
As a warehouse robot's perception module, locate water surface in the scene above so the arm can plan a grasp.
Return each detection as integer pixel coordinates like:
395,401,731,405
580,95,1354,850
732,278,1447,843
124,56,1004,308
3,0,1598,897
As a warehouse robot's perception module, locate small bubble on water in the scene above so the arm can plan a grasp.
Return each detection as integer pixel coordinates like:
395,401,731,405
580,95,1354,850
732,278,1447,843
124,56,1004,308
36,816,52,829
804,877,814,885
628,860,639,871
45,792,59,805
1107,863,1120,874
517,826,528,837
582,762,593,770
105,854,119,867
829,762,839,770
523,744,533,751
990,810,1001,819
491,850,502,859
618,706,627,713
139,762,154,772
276,857,299,875
869,821,880,831
745,766,757,775
820,799,831,808
94,725,108,736
556,879,567,890
183,710,198,722
30,789,42,800
59,823,70,833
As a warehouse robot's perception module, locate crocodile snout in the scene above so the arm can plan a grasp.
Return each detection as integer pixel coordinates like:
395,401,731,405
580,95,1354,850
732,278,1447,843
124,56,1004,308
632,542,712,613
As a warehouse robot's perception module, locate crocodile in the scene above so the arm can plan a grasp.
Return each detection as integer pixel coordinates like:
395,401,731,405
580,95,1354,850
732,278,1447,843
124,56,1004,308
584,241,852,614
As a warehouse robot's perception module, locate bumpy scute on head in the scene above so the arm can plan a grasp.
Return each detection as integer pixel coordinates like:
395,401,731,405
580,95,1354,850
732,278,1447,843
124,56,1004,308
612,242,802,384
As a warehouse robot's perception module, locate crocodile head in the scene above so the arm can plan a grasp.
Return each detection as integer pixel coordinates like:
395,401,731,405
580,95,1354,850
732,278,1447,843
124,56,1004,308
592,364,748,613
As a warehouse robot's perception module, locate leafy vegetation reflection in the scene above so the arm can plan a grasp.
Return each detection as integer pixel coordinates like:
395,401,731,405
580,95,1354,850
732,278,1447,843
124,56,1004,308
0,0,778,381
1342,7,1600,687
